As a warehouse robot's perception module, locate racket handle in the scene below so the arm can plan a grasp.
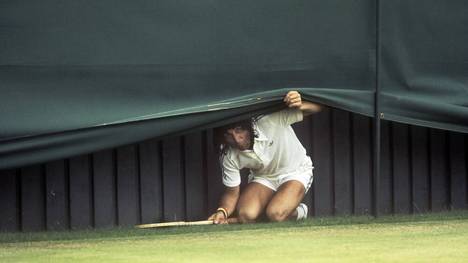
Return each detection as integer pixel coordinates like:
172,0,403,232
136,220,214,229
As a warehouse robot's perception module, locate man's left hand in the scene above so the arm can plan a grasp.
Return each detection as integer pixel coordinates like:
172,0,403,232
284,90,323,116
284,90,303,108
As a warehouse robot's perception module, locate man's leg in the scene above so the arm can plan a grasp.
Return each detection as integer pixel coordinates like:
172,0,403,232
265,180,305,222
236,182,274,223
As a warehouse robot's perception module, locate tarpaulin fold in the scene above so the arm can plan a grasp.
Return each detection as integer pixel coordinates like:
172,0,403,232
379,1,468,133
1,0,467,169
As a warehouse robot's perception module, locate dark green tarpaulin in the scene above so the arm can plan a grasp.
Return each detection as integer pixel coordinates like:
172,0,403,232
380,1,468,133
0,0,466,169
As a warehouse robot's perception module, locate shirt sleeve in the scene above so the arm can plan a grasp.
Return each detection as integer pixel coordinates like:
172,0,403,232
266,108,303,127
220,153,241,187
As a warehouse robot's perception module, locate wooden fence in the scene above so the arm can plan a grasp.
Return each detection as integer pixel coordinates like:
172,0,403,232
1,109,467,232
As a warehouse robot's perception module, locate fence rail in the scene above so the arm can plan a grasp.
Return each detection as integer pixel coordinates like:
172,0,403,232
1,109,467,232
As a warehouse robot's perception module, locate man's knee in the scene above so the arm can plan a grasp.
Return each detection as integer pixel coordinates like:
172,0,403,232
266,205,290,222
237,207,260,223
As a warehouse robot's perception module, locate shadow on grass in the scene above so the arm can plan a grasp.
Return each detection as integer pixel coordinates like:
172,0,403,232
1,210,468,244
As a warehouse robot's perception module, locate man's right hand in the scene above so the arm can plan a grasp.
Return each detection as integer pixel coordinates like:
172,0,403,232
208,211,228,224
209,186,239,224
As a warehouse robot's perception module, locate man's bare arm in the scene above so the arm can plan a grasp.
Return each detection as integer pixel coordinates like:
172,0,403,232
284,90,322,116
208,186,240,224
298,101,322,116
219,186,240,216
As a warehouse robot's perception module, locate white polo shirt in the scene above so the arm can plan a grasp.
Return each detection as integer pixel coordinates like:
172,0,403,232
220,108,313,187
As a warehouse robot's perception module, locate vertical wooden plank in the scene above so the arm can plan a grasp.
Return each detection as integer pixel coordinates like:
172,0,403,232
411,126,430,213
69,155,93,229
449,132,467,210
162,137,186,221
0,169,19,232
292,116,312,155
392,123,411,214
311,108,333,216
116,145,140,226
466,133,468,208
352,114,372,215
205,130,224,215
139,139,163,224
184,132,207,221
93,149,117,228
332,109,353,215
379,121,393,214
21,165,45,231
430,129,449,211
292,116,314,214
45,160,69,231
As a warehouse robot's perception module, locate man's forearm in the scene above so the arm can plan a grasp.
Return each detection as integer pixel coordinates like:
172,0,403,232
218,186,240,217
300,101,322,116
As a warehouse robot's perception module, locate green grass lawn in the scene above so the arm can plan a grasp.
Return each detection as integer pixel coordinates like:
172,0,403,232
1,211,468,262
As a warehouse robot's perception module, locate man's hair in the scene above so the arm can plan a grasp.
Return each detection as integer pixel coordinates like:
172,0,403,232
213,118,259,156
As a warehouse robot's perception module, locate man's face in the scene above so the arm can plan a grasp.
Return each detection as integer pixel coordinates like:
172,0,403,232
224,126,251,151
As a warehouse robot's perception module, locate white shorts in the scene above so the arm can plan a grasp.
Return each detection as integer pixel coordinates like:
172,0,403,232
248,166,314,193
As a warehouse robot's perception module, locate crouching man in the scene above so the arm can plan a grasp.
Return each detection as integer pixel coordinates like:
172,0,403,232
208,91,322,224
